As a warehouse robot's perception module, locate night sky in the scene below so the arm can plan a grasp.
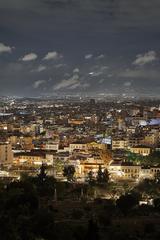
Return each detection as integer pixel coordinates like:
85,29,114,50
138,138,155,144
0,0,160,97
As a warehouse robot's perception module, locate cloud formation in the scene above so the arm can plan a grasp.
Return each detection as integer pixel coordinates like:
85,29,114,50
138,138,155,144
36,65,46,72
96,54,105,60
133,51,157,66
53,74,79,90
85,54,93,60
73,68,80,73
43,51,59,60
0,43,12,54
21,53,38,61
33,80,46,89
120,68,160,79
68,82,81,89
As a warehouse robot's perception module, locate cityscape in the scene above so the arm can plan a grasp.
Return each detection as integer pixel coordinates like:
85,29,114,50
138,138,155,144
1,0,160,239
0,97,160,184
0,97,160,239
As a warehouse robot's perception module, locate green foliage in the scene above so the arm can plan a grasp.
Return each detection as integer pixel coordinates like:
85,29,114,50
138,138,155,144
63,165,75,182
103,169,110,183
153,198,160,210
25,164,56,197
6,180,39,214
96,165,103,183
135,178,160,198
0,168,57,240
2,166,160,239
0,181,38,239
87,170,95,186
126,151,145,164
38,163,47,182
116,192,140,214
96,166,109,185
104,182,125,199
145,151,160,165
127,150,160,166
54,158,64,174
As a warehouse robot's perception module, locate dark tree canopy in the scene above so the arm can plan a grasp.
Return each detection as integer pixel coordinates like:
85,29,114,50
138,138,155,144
38,163,47,182
87,170,95,186
96,166,109,185
63,165,76,182
116,192,140,214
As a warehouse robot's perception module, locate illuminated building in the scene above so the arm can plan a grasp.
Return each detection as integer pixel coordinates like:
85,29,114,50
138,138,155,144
129,146,151,156
0,142,13,165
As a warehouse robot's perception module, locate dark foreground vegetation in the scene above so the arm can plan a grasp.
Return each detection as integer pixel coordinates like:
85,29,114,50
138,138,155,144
1,166,160,239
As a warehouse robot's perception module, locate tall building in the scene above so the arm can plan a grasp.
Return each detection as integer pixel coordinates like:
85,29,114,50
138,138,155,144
0,143,13,165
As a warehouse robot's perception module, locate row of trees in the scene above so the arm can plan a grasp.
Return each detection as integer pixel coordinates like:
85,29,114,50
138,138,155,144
126,150,160,165
1,164,160,239
63,165,110,185
87,166,109,185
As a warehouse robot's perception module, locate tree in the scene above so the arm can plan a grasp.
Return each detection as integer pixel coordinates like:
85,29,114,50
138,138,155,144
96,166,109,185
135,178,160,198
153,198,160,210
145,151,160,165
63,165,75,182
87,170,95,186
38,163,47,182
116,192,140,215
103,169,110,183
96,165,104,183
0,174,57,240
33,164,56,197
54,158,64,176
126,151,145,164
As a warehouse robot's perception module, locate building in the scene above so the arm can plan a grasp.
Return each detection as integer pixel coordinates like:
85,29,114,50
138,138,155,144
140,132,159,146
112,139,128,150
69,143,87,152
79,158,105,178
129,146,151,156
108,161,160,180
108,162,141,180
42,142,59,151
14,152,45,165
0,142,13,165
